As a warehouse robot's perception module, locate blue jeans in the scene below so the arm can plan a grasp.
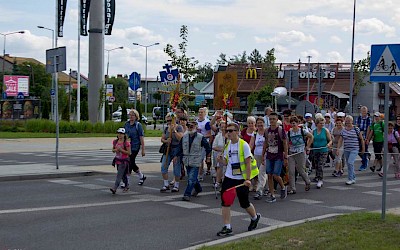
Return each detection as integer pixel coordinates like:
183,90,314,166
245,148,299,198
361,143,369,167
344,149,358,181
184,166,202,197
161,147,181,177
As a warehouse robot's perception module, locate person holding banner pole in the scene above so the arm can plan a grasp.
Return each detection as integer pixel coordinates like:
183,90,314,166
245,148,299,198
216,122,260,236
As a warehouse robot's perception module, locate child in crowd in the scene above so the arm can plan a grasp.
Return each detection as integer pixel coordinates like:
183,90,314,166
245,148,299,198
110,128,131,194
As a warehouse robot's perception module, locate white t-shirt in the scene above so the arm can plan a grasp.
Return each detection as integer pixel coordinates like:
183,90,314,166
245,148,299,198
197,118,211,137
224,141,252,180
254,132,265,156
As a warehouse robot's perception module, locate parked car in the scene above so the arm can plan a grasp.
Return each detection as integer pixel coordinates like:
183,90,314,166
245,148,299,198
152,106,169,120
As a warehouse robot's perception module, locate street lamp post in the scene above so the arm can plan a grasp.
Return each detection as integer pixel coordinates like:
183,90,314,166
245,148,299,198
37,25,56,120
349,0,356,115
307,56,312,103
104,46,123,120
1,30,25,98
132,42,159,116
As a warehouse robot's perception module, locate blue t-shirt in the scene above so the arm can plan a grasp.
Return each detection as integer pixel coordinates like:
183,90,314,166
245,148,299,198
124,121,144,151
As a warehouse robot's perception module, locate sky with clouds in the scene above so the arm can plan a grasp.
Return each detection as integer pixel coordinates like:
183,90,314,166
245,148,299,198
1,0,399,79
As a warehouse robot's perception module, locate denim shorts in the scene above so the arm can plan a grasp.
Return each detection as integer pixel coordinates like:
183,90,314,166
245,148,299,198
161,147,181,177
266,159,283,175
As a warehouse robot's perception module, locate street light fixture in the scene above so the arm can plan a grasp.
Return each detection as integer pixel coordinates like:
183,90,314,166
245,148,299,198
132,42,160,116
37,25,56,120
105,46,124,77
1,30,25,98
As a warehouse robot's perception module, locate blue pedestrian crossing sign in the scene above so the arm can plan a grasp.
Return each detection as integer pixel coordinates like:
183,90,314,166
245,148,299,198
370,44,400,82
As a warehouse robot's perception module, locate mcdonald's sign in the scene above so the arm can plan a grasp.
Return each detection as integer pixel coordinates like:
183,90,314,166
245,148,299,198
246,68,257,79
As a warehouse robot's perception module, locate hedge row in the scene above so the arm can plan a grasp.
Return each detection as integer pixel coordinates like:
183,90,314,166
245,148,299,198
0,119,145,133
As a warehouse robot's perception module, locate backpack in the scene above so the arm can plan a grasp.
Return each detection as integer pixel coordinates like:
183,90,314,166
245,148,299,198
288,128,306,144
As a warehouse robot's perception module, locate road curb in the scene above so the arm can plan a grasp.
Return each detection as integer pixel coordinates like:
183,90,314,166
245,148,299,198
182,213,343,250
0,171,109,182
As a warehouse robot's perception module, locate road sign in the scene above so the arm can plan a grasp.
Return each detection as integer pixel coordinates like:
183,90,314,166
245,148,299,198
17,92,24,99
2,92,7,99
109,96,115,102
129,72,140,91
370,44,400,82
51,89,55,97
46,47,67,73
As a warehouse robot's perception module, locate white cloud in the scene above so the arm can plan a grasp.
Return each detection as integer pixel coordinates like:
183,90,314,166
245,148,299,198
287,15,352,31
113,26,163,43
254,36,268,43
356,18,396,37
326,51,344,62
269,30,315,45
330,36,342,44
300,50,321,62
215,32,235,40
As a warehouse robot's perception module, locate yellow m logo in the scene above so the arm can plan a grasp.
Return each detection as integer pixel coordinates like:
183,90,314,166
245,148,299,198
246,68,257,79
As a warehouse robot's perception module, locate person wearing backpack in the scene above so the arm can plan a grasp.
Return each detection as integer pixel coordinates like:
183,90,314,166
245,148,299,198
337,115,365,185
366,112,384,173
379,122,400,178
356,106,372,171
110,128,131,194
287,116,313,194
124,109,147,187
262,112,288,202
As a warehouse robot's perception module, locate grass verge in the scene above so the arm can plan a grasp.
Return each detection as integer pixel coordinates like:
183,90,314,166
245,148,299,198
0,130,162,139
201,212,400,250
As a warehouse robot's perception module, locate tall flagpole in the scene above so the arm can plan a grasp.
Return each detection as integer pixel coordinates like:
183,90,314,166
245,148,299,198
349,0,356,115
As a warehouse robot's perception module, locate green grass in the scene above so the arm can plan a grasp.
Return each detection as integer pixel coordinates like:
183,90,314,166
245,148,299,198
201,212,400,250
0,130,162,138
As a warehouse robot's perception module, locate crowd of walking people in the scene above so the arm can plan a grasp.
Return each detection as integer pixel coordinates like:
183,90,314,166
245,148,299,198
110,105,400,236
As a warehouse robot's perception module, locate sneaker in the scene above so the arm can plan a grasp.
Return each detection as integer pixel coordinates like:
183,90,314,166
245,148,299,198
109,188,116,194
346,180,356,185
120,182,126,188
312,177,319,183
338,170,344,177
248,213,261,231
265,195,277,203
316,180,323,189
160,186,170,192
332,170,338,177
253,192,263,200
169,180,175,187
359,165,367,171
280,188,287,199
376,167,382,172
378,172,383,177
192,189,202,197
198,176,204,182
122,187,130,193
138,175,147,186
171,187,179,192
217,226,233,236
182,196,191,201
305,183,311,191
370,166,376,172
287,190,296,195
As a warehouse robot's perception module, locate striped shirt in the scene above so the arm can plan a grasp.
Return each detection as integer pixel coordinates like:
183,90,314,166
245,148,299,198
341,127,360,152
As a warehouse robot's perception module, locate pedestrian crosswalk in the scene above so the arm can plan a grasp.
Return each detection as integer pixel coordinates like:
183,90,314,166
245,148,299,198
10,149,163,165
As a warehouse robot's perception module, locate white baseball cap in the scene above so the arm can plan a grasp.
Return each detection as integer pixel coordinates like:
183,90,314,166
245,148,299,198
304,113,312,118
324,113,331,118
374,112,381,117
117,128,126,134
337,112,345,117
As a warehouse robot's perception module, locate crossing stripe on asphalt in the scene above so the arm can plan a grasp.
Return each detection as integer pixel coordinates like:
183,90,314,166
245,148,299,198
291,199,324,204
201,208,247,217
242,217,287,226
362,191,392,196
165,201,208,209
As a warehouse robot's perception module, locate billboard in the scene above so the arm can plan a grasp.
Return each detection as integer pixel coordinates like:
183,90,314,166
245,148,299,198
3,75,29,97
0,99,40,119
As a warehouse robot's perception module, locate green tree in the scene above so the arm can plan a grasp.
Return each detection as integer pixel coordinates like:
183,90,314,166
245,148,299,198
354,51,371,94
164,25,199,101
247,92,258,114
216,53,227,65
248,49,263,64
194,62,214,83
107,77,129,107
230,51,248,64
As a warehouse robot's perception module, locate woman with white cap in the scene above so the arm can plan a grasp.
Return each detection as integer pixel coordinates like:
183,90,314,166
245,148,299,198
110,128,131,194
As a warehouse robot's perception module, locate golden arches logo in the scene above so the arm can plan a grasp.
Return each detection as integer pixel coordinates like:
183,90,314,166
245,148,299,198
246,68,257,79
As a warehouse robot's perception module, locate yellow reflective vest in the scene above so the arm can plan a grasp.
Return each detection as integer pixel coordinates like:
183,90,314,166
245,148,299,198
225,138,259,180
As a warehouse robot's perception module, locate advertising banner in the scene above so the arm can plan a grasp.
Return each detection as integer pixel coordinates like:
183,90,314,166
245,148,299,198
57,0,67,37
104,0,115,35
3,75,29,97
80,0,91,36
0,99,40,119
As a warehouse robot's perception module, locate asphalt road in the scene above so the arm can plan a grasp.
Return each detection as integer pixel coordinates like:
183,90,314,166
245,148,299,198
1,158,400,250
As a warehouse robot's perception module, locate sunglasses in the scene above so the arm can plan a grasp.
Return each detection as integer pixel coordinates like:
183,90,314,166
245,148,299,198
226,129,237,133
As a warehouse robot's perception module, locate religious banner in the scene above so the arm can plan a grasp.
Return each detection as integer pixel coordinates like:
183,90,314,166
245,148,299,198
213,71,239,110
80,0,91,36
159,64,179,86
104,0,115,35
57,0,67,37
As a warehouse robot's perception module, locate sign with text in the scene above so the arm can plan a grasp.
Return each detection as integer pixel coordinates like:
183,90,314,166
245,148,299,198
3,75,29,97
159,64,179,86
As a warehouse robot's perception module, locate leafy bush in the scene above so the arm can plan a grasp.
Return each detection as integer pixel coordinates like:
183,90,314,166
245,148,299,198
25,119,55,133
